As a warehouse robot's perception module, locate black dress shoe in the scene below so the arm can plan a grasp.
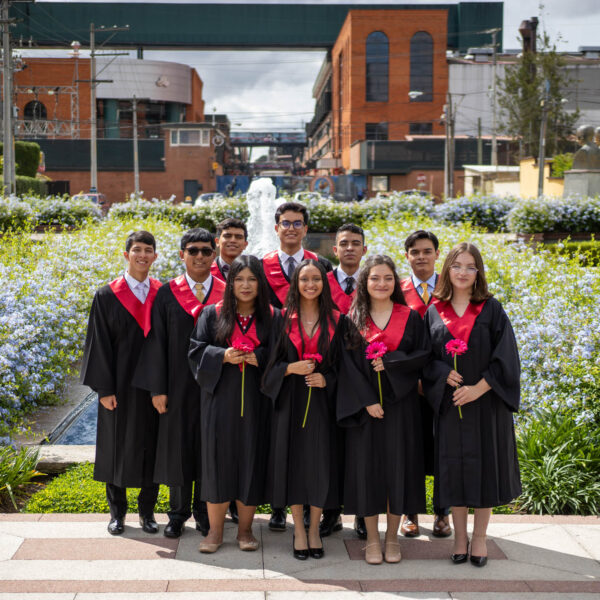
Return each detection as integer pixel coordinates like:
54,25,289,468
451,541,469,564
196,513,210,536
164,520,184,538
139,515,158,534
229,501,239,524
354,516,367,540
309,536,324,559
319,511,343,537
107,517,124,535
293,535,309,560
269,508,287,531
470,554,488,567
303,505,311,529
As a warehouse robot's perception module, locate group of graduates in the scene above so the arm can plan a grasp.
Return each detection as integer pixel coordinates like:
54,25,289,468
81,201,522,567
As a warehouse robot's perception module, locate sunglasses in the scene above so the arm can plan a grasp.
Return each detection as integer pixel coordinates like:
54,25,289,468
185,246,214,257
278,219,305,230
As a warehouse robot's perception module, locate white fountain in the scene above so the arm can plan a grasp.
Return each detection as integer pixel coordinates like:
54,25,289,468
245,177,282,257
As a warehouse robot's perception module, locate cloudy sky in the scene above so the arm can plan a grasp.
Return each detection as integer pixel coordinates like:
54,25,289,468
20,0,600,131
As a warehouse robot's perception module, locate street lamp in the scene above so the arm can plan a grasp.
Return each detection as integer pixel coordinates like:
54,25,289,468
408,90,423,100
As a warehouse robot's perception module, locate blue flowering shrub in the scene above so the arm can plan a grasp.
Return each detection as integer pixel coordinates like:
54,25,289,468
367,215,600,513
0,218,184,438
435,195,516,232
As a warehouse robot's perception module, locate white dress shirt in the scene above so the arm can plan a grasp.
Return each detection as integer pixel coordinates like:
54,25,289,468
336,266,360,291
411,273,437,298
185,273,213,298
278,248,305,277
124,271,150,304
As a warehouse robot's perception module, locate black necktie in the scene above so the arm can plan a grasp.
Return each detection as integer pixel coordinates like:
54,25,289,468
221,262,230,278
344,276,355,295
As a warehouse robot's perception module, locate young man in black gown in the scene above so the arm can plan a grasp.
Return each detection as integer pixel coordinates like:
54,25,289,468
81,231,161,535
211,218,249,282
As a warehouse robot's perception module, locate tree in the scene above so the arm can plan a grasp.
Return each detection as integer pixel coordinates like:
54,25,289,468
497,31,579,159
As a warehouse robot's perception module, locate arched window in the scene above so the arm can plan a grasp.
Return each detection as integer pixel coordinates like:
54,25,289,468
410,32,433,102
366,31,388,102
24,100,47,120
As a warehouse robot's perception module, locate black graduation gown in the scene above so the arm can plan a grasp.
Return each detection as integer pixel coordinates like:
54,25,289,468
423,297,522,509
188,305,280,505
80,284,158,488
133,278,223,487
337,306,430,517
262,314,343,509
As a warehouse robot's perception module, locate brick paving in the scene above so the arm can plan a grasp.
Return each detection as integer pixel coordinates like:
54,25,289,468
0,514,598,599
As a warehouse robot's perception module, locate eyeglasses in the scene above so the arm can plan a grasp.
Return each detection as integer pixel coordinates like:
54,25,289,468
450,265,478,274
185,246,214,257
278,219,305,230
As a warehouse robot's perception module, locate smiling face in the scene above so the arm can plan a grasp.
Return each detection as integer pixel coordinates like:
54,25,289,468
366,263,396,302
123,242,157,281
405,238,439,281
334,231,367,273
297,264,323,301
179,241,215,283
275,210,308,254
449,251,478,293
216,227,248,264
232,267,258,305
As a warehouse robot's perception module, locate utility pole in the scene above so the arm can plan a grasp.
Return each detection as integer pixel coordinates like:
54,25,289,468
477,117,482,165
444,93,455,198
132,95,139,196
490,28,498,167
537,79,550,197
87,23,130,193
1,0,16,195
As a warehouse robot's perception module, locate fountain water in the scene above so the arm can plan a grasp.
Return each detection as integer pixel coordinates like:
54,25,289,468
245,178,282,257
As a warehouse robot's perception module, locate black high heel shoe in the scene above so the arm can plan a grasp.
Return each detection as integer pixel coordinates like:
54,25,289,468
470,535,488,567
293,534,309,560
451,540,469,564
309,535,324,559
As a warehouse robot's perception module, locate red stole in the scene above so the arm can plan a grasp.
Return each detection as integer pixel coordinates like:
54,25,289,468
288,310,339,358
435,300,487,345
401,277,436,318
364,303,411,350
169,274,226,324
210,261,226,282
327,270,355,315
262,249,319,306
109,276,161,337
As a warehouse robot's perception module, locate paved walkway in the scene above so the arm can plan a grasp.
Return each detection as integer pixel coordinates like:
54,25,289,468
1,514,599,599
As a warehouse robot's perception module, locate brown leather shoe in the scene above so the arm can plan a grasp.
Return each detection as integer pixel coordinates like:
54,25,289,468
432,514,452,537
400,514,419,537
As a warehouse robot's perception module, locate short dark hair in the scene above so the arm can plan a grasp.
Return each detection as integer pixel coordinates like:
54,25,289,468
216,217,248,239
274,201,309,225
336,223,365,243
126,230,156,252
180,227,215,250
404,230,439,252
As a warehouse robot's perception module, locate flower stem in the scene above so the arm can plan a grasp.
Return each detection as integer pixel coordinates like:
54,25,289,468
377,371,383,406
454,355,463,419
302,386,312,428
241,362,245,417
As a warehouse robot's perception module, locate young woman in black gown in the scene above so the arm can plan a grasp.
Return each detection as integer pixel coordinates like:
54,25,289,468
423,243,521,567
188,255,278,553
338,255,430,565
263,259,343,560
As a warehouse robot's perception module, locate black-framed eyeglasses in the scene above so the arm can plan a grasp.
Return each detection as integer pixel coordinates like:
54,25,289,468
185,246,214,257
279,219,305,230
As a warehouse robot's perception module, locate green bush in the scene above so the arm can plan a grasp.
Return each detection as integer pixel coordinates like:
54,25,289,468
0,197,34,231
0,446,43,510
551,153,573,178
0,141,41,177
516,408,600,515
549,239,600,266
16,176,47,196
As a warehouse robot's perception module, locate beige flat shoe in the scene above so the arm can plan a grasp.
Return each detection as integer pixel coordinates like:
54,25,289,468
364,541,383,565
384,541,402,563
238,537,259,551
198,540,222,554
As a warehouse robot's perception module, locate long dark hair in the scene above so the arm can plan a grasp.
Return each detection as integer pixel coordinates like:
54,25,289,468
215,255,272,346
434,242,491,303
350,255,406,334
281,259,337,358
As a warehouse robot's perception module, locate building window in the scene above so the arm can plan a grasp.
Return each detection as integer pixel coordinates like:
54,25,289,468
371,175,389,192
366,122,388,140
366,31,388,102
24,100,47,120
170,129,210,146
410,31,433,102
409,122,433,134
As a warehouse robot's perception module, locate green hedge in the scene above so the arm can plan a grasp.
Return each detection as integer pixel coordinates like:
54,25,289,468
549,240,600,266
0,141,42,178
